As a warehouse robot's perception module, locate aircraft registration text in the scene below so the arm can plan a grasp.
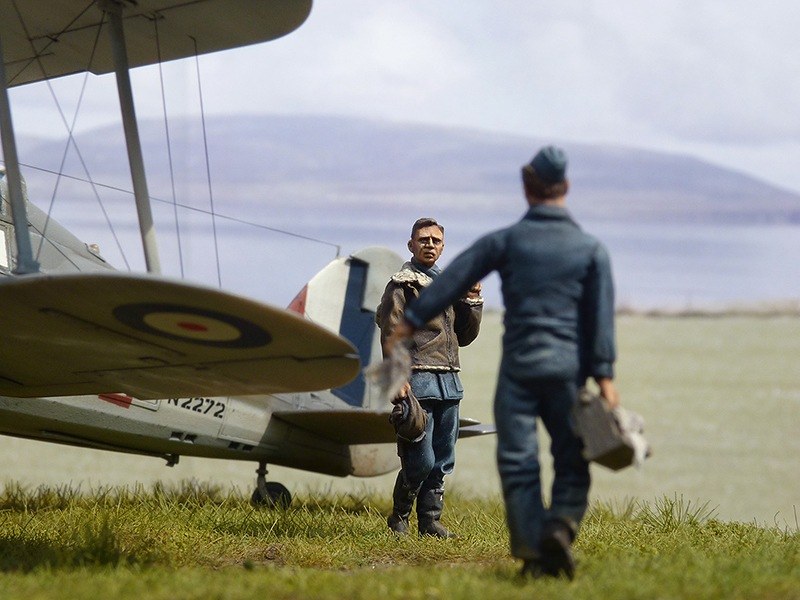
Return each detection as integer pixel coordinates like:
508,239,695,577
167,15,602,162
167,398,226,418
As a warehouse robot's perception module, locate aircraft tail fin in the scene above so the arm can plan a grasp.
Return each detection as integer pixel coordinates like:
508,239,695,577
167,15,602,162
287,247,403,409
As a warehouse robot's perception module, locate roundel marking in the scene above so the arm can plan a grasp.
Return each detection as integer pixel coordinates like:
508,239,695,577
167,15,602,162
113,303,271,348
143,312,241,342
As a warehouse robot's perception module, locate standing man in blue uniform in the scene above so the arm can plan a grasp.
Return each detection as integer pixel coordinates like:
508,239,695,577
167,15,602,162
376,217,483,538
384,147,619,578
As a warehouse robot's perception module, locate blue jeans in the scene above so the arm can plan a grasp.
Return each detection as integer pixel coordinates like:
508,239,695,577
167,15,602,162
494,373,590,559
398,397,460,493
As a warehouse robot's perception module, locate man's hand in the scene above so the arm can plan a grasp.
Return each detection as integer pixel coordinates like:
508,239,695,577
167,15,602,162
384,320,414,355
393,382,411,402
595,377,620,409
365,325,413,403
380,320,415,401
466,282,482,300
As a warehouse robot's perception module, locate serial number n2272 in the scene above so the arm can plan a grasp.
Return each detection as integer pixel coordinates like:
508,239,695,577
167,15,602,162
167,398,225,418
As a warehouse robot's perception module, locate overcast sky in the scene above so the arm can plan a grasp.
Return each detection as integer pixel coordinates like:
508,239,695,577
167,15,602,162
9,0,800,194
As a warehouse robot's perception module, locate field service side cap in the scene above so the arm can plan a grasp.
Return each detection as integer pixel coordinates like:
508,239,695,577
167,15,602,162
528,146,568,184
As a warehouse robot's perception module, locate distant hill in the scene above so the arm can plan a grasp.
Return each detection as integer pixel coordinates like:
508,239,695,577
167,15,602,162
13,114,800,309
19,114,800,231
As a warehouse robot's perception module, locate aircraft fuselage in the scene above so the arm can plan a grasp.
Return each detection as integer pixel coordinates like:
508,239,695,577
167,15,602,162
0,395,399,478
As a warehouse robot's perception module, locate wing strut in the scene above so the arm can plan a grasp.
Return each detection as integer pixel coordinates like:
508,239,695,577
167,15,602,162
99,0,161,274
0,31,40,274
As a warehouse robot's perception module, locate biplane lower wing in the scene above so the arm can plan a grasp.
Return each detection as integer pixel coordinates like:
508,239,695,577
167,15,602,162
0,272,359,399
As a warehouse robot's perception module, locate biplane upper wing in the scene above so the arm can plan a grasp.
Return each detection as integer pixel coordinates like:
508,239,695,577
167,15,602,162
1,0,312,87
0,271,359,399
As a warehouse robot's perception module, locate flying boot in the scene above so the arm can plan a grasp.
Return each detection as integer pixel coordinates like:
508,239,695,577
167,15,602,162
387,472,419,535
539,517,577,579
417,487,457,538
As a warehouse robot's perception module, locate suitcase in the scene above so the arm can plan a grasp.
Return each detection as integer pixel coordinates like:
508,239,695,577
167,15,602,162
572,387,649,471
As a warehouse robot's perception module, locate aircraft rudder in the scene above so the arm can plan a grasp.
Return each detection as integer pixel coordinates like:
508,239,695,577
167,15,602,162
290,247,403,408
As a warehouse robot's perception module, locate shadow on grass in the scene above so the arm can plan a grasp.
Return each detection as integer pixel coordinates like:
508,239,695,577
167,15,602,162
0,534,140,572
0,516,161,572
0,536,68,572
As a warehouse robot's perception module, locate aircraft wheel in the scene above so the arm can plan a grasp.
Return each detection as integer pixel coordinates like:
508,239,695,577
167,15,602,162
251,481,292,509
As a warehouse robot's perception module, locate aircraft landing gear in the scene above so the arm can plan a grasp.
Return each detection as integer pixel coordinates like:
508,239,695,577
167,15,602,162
251,461,292,508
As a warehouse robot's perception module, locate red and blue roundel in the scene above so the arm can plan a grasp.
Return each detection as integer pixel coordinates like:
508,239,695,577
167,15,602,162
113,303,270,348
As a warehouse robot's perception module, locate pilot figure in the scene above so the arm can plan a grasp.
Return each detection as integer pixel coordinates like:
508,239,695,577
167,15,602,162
375,217,483,537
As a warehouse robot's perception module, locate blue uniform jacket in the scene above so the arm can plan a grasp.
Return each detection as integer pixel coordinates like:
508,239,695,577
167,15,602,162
405,205,616,383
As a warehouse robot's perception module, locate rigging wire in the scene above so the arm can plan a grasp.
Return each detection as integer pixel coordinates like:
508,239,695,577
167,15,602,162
5,1,95,87
11,160,343,256
34,73,94,269
10,0,131,270
5,2,342,273
154,16,185,277
192,37,223,289
37,19,130,268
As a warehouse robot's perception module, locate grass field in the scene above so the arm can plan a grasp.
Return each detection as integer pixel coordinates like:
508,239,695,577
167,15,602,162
1,313,799,524
1,314,799,597
0,483,797,600
456,311,800,526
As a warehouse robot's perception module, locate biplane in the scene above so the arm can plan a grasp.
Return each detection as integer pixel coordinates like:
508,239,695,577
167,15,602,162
0,0,490,506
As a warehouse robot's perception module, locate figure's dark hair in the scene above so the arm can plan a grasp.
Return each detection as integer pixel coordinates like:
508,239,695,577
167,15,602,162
411,217,444,238
521,165,570,200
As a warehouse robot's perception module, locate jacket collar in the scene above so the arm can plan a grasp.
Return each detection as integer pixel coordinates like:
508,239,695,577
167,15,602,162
523,203,580,228
391,260,439,287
